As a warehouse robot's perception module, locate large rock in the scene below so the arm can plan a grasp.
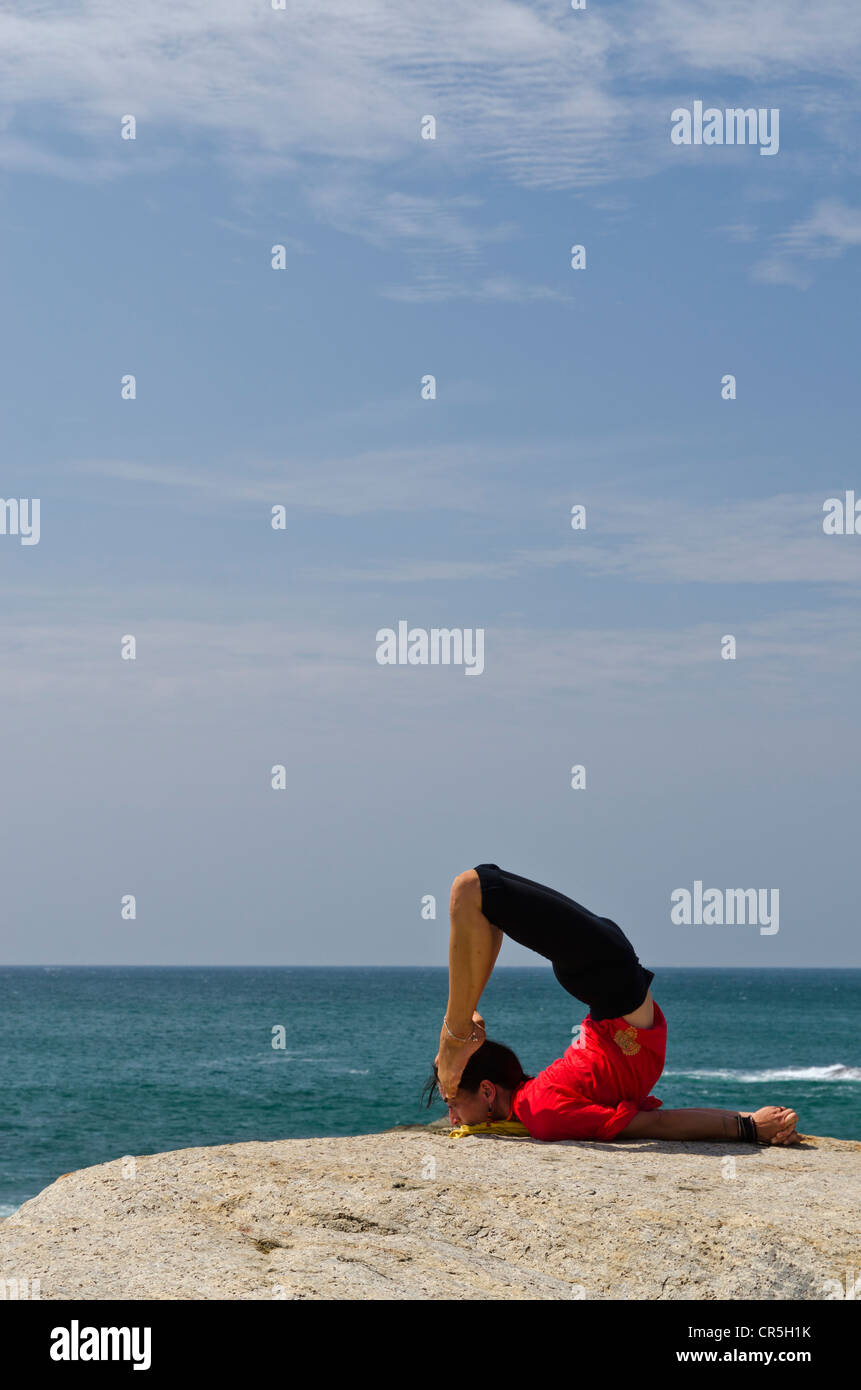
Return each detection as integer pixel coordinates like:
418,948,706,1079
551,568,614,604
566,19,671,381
1,1127,858,1299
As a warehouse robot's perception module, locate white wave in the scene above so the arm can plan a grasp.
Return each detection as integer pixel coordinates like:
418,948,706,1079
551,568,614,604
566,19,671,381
665,1063,861,1083
0,1204,19,1219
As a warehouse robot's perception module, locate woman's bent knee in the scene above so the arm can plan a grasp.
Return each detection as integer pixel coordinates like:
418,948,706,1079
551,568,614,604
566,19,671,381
450,868,481,913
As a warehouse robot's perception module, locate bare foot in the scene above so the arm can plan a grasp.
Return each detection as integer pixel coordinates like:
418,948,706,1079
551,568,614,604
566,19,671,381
746,1105,801,1144
435,1011,486,1100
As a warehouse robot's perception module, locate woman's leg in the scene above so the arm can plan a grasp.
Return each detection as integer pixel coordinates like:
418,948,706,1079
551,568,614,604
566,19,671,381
435,870,502,1098
444,870,503,1030
474,863,655,1022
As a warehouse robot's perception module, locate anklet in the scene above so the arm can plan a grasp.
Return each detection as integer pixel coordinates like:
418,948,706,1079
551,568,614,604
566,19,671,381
443,1016,484,1044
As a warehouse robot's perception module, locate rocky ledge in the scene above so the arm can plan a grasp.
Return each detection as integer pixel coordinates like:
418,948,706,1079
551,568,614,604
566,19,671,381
1,1126,858,1299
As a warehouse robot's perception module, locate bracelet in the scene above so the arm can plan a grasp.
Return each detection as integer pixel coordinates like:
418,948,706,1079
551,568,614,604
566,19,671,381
736,1114,759,1143
443,1016,484,1044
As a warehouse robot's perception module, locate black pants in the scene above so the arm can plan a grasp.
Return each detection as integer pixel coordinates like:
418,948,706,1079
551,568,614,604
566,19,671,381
474,863,654,1021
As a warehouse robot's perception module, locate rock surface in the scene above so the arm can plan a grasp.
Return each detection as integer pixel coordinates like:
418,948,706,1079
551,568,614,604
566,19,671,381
1,1126,858,1299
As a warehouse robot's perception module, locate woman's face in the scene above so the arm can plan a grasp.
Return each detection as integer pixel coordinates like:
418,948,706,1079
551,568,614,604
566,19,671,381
445,1083,494,1127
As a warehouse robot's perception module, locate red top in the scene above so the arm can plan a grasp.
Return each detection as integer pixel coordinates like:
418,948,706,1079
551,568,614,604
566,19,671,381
509,1002,667,1141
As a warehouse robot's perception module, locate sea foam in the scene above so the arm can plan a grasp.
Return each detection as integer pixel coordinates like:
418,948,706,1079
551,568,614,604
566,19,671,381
665,1063,861,1083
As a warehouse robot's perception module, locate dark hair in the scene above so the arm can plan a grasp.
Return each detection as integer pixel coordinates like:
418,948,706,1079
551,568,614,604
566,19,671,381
422,1039,531,1108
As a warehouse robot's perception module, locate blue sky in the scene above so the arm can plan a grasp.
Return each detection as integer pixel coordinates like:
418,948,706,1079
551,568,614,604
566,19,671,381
1,0,860,966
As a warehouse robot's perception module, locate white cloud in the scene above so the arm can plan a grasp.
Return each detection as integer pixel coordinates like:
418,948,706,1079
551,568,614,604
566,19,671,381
777,198,861,255
753,199,861,285
0,1,618,185
313,491,861,587
305,185,519,256
625,0,861,78
719,222,757,244
74,441,534,516
3,0,859,201
70,453,861,586
380,272,569,303
3,604,861,712
550,493,861,584
3,0,860,303
751,256,812,288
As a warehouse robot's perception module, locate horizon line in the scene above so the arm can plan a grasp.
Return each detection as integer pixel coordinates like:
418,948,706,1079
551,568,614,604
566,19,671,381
2,963,859,972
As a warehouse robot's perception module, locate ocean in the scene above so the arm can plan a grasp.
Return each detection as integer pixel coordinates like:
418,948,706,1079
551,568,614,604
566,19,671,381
1,966,859,1216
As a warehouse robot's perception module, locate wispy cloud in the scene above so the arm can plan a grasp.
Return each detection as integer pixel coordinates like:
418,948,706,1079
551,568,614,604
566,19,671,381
306,491,861,588
380,272,569,303
3,1,860,202
303,185,518,258
753,198,861,287
2,0,860,309
74,442,541,516
778,199,861,254
719,222,757,244
541,493,861,585
625,0,861,78
3,605,860,713
70,452,861,587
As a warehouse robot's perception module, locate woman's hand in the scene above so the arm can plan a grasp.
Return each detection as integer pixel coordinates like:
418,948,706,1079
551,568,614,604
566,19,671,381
434,1011,486,1101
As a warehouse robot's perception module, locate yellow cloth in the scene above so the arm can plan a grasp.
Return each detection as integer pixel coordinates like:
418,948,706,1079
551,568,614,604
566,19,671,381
449,1119,531,1139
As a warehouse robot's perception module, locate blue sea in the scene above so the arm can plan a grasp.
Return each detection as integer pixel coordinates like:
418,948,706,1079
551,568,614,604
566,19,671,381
1,966,859,1216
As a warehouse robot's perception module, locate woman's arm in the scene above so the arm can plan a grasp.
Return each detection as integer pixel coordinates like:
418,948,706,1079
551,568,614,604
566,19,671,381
617,1105,799,1144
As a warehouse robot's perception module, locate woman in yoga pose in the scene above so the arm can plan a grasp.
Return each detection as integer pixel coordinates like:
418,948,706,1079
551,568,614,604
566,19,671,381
428,864,800,1145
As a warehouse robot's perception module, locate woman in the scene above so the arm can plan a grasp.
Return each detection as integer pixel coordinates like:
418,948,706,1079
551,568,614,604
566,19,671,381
427,864,800,1145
